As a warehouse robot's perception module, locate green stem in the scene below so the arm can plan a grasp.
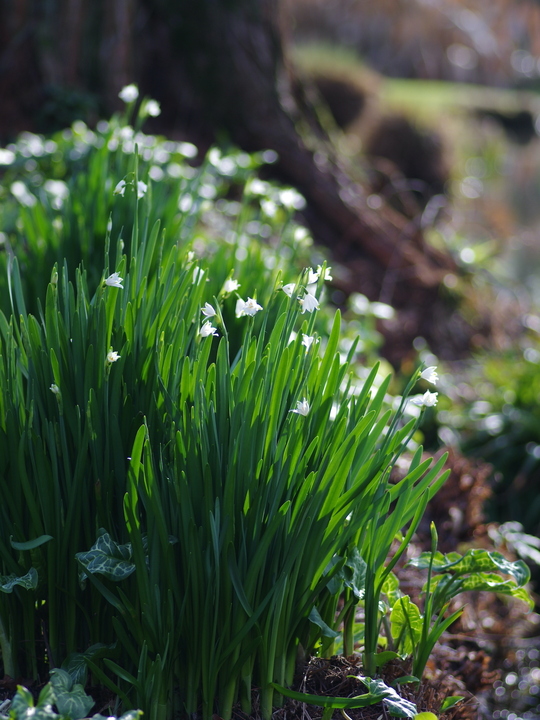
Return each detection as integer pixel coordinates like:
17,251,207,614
0,611,15,678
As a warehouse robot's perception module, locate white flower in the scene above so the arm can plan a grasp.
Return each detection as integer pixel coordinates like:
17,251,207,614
114,180,126,196
306,268,319,285
105,272,124,289
420,366,439,385
118,84,139,103
137,181,147,198
236,297,263,317
300,292,319,314
50,383,60,395
302,334,315,350
290,398,310,416
317,264,333,281
282,283,296,298
222,277,240,294
200,321,218,338
141,99,161,117
410,391,438,408
107,350,121,364
192,267,205,284
186,251,195,263
201,302,217,318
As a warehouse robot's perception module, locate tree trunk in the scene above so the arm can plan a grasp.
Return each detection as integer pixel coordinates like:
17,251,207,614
0,0,463,355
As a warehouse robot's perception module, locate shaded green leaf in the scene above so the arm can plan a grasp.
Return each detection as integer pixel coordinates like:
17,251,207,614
0,568,38,594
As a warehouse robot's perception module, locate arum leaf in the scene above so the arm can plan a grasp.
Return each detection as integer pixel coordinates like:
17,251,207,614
61,643,115,686
382,571,402,608
309,606,340,639
409,548,530,586
390,596,423,655
0,568,38,593
357,676,417,718
342,547,367,599
10,683,59,720
374,651,400,669
91,713,143,720
10,535,53,551
75,532,135,581
50,669,95,720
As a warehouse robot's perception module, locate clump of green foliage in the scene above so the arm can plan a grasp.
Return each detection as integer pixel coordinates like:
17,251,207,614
0,94,532,720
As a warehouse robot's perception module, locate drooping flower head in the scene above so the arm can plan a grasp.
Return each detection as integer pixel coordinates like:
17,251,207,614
410,391,438,408
420,366,438,385
200,321,219,338
201,303,217,318
118,84,139,103
50,383,60,395
302,334,315,350
107,350,121,364
236,297,263,318
300,292,319,314
105,272,124,289
290,398,310,416
222,277,240,294
282,283,296,298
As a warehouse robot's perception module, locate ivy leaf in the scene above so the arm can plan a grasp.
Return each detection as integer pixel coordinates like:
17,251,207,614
0,568,38,593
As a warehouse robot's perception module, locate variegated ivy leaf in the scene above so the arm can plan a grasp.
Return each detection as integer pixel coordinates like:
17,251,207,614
75,532,135,581
356,676,417,718
0,567,38,593
50,669,95,720
409,548,530,587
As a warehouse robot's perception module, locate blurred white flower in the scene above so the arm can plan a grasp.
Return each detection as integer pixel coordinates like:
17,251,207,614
302,334,315,350
282,283,295,297
290,398,310,416
300,292,319,314
0,149,15,165
186,251,195,263
114,180,126,196
107,350,121,364
317,264,333,281
420,366,439,385
222,277,240,294
137,181,147,198
192,267,205,284
50,383,60,395
105,272,124,289
236,297,263,317
200,321,218,338
410,391,438,408
119,84,139,103
306,269,319,285
141,99,161,117
201,303,216,318
11,181,36,207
